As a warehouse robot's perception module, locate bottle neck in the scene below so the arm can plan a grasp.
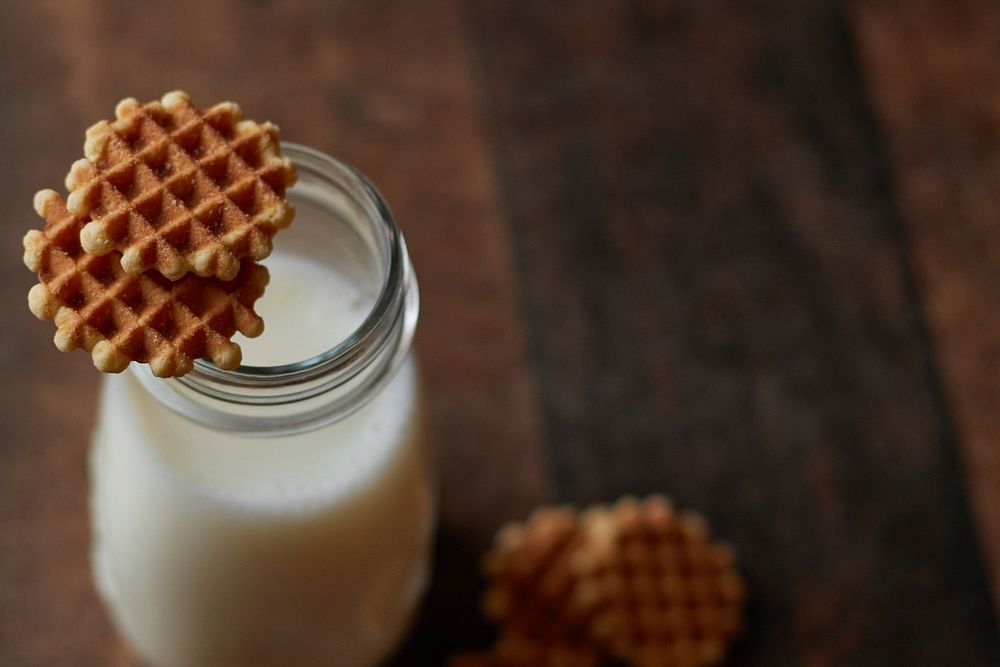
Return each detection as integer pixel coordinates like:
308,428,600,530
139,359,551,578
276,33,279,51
133,144,419,436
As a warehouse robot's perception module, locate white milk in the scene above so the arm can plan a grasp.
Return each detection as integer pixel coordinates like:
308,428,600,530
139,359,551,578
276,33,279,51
89,254,433,667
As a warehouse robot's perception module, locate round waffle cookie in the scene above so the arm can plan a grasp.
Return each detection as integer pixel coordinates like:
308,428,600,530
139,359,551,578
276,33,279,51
574,496,747,667
24,190,268,377
479,506,604,667
66,90,296,281
463,496,746,667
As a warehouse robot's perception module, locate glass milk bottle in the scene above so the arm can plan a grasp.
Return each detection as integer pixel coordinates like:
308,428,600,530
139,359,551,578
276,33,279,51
88,144,432,667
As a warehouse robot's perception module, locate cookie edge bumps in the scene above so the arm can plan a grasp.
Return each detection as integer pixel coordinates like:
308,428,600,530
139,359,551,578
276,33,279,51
70,90,297,280
25,190,214,377
25,190,133,373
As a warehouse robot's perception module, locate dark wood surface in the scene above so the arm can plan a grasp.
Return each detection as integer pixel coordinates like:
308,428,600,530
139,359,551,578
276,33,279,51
0,1,997,665
846,0,1000,613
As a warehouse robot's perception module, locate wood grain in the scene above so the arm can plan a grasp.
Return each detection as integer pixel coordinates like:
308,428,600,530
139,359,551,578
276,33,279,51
846,0,1000,616
463,0,999,663
1,0,999,665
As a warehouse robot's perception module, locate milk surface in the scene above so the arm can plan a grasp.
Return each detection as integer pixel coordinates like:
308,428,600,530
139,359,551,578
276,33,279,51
238,252,372,367
89,254,432,667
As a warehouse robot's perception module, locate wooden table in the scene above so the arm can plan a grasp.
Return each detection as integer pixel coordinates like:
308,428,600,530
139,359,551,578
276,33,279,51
2,1,998,664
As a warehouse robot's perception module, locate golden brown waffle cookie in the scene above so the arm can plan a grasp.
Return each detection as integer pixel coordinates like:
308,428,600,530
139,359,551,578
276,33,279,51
480,506,603,667
66,90,296,281
24,189,268,377
465,496,746,667
574,496,747,667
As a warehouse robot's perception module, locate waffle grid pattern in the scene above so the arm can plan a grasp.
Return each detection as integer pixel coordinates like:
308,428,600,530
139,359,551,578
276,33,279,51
481,507,604,667
25,190,268,377
453,496,746,667
575,497,746,667
67,90,295,281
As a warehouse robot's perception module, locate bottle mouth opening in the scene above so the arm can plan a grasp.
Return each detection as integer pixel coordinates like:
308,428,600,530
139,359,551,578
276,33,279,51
186,142,405,388
130,143,419,433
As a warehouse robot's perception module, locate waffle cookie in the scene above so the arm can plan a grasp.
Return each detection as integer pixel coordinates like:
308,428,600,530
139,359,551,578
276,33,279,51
24,189,269,377
66,90,296,281
480,506,604,667
462,496,746,667
574,496,747,667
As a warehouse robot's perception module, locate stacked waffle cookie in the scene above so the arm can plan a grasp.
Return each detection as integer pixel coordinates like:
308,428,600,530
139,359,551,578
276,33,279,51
23,91,296,377
479,507,604,667
452,496,747,667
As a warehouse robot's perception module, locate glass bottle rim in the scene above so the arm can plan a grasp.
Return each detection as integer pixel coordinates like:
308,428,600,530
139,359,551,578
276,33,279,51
130,143,419,434
183,142,404,389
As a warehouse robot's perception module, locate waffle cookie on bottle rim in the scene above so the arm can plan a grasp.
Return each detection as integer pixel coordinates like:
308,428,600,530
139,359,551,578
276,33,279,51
66,90,296,281
24,189,269,377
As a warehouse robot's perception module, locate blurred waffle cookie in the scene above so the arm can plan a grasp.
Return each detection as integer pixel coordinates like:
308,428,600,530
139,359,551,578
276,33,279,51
480,506,604,667
459,496,746,667
24,189,269,377
574,495,747,667
66,90,296,281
